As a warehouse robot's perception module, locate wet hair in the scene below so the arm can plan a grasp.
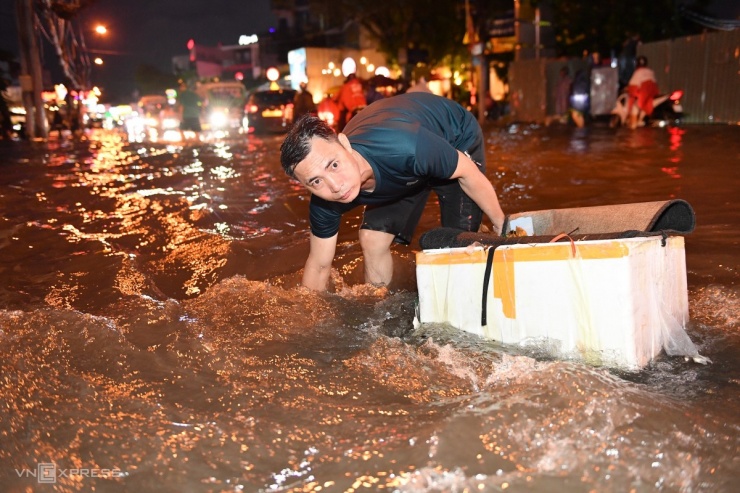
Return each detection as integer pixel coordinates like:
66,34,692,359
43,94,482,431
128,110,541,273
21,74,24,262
636,56,648,67
280,114,338,176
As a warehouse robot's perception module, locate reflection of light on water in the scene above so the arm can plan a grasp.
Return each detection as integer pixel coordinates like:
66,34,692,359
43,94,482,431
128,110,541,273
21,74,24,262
661,167,681,179
248,203,270,214
668,127,684,152
213,142,234,159
213,223,231,236
182,160,204,175
211,165,239,180
232,223,283,238
137,188,184,197
664,127,685,177
568,128,589,153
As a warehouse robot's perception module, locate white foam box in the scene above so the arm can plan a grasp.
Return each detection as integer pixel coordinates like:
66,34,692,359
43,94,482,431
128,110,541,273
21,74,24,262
415,235,689,369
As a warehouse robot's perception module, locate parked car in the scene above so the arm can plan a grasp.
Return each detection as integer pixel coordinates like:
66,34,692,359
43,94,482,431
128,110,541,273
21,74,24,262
245,89,296,133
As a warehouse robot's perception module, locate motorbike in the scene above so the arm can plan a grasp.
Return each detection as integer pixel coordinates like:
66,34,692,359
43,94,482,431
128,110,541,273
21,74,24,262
610,89,684,128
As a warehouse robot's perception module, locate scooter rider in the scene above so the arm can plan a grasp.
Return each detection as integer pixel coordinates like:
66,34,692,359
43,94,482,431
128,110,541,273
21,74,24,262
627,56,659,129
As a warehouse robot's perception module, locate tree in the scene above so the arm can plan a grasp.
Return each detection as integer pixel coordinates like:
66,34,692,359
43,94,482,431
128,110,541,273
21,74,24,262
307,0,471,68
134,64,179,96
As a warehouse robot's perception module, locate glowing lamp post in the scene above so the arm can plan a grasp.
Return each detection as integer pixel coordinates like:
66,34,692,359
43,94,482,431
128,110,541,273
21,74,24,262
266,66,280,90
341,57,357,77
375,66,390,77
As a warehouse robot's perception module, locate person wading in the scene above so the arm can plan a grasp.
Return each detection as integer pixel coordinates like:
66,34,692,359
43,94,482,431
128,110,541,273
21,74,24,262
280,92,506,291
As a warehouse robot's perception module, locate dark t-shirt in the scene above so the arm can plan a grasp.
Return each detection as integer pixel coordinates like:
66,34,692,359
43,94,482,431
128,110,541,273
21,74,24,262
309,92,481,238
178,90,202,119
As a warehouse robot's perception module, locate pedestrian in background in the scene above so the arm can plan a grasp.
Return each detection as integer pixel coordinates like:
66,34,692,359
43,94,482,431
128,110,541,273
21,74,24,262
627,55,659,129
293,80,317,121
177,80,202,136
554,66,573,124
364,81,384,105
335,73,366,131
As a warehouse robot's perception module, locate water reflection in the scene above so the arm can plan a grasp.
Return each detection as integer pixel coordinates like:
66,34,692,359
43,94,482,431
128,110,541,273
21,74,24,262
568,126,590,153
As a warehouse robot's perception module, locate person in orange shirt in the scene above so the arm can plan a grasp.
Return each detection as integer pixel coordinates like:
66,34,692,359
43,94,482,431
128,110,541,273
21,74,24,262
335,73,367,131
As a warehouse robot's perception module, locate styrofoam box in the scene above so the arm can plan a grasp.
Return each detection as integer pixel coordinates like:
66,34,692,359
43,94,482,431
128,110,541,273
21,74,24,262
415,236,689,369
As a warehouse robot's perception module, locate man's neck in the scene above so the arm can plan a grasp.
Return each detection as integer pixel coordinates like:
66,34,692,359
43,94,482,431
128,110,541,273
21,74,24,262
355,151,376,192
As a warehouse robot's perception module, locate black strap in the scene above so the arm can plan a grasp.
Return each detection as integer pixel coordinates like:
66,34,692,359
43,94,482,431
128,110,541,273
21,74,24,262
481,246,498,326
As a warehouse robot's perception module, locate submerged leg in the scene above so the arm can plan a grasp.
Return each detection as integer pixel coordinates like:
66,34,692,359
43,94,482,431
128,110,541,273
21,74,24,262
359,229,396,286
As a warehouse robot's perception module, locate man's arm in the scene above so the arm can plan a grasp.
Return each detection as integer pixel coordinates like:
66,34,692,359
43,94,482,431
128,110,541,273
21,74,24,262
449,151,506,235
302,232,338,291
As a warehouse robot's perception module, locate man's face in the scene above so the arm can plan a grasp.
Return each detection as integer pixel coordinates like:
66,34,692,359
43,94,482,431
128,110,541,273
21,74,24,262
292,136,362,203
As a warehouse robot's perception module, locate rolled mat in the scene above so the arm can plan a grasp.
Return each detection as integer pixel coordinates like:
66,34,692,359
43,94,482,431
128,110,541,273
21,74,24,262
419,199,695,250
502,199,695,237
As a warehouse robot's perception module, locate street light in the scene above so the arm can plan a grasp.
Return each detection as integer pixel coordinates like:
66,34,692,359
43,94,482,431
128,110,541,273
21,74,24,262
89,24,108,82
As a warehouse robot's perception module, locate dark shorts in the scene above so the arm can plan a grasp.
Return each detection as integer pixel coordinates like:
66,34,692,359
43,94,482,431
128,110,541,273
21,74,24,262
180,117,202,132
361,145,486,246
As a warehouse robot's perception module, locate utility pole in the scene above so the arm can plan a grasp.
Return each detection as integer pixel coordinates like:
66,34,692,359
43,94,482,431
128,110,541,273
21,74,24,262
16,0,48,139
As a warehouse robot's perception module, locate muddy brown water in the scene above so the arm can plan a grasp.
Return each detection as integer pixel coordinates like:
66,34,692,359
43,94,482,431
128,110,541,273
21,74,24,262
0,122,737,492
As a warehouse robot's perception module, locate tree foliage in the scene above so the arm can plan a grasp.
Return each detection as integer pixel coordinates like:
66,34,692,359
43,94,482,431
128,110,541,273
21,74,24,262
306,0,712,65
549,0,710,57
308,0,473,66
134,64,179,96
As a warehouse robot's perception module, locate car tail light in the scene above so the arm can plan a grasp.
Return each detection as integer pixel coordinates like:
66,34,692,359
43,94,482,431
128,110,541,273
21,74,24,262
670,90,683,101
247,104,259,114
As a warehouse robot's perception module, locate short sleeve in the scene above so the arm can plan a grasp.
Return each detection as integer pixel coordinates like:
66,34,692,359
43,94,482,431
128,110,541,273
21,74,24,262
413,126,460,179
309,195,357,238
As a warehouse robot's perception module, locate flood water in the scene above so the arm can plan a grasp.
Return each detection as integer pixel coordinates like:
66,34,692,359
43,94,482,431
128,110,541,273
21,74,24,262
1,122,738,492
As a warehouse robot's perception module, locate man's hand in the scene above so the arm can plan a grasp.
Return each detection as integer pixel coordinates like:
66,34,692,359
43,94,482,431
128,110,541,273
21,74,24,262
302,233,338,291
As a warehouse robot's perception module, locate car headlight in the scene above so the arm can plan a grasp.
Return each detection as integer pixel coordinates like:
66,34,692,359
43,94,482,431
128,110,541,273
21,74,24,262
209,110,228,129
162,117,180,129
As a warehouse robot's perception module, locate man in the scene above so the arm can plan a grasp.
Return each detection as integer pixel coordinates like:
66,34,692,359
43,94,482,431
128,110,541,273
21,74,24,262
280,91,505,291
553,66,573,123
177,80,202,135
293,80,317,121
335,73,366,131
627,56,659,129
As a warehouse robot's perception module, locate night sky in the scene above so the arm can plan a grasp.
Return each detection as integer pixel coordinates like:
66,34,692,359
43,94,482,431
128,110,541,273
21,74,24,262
0,0,276,102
